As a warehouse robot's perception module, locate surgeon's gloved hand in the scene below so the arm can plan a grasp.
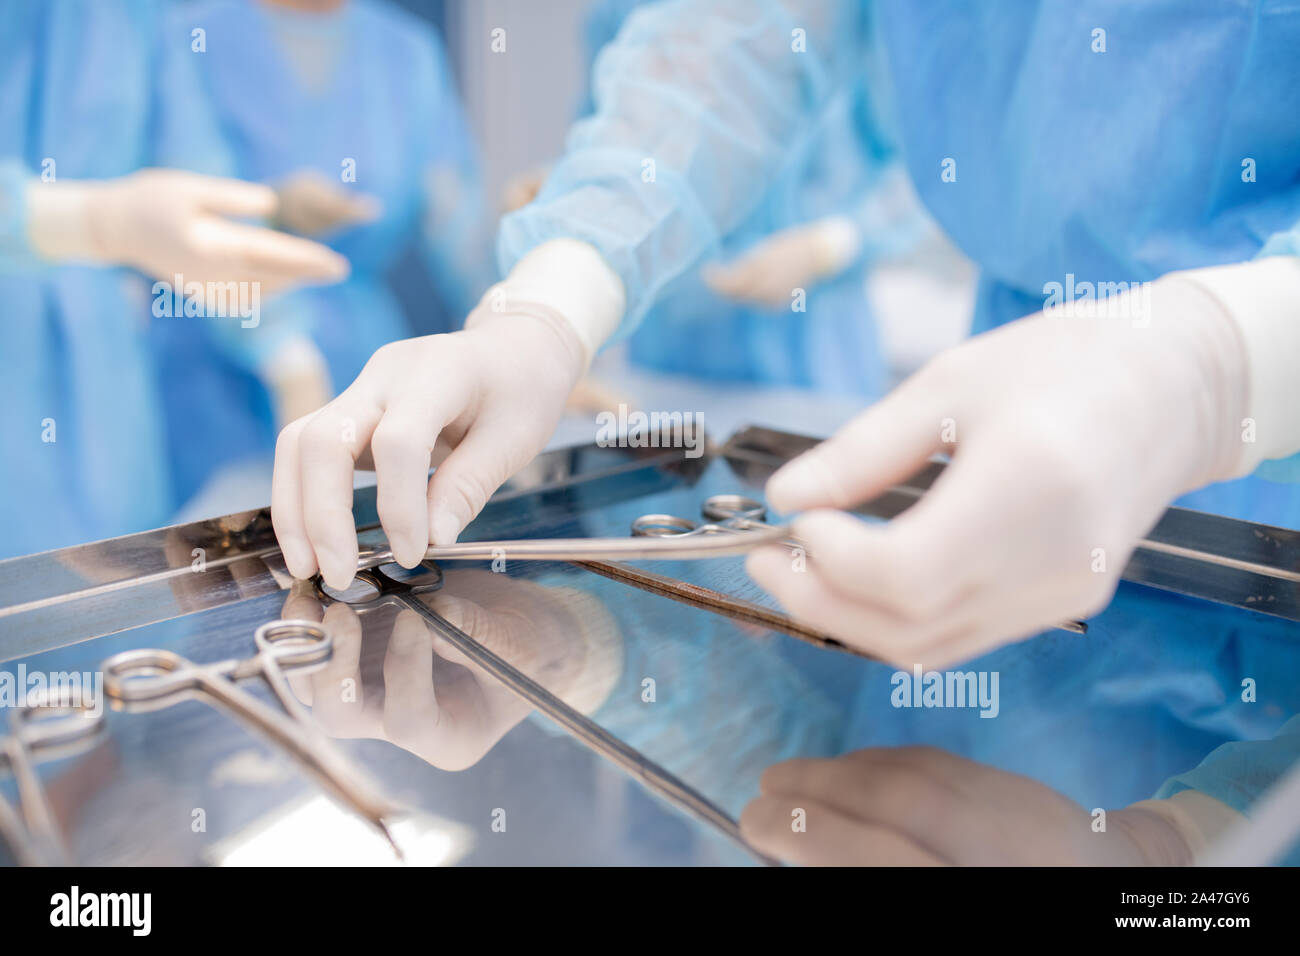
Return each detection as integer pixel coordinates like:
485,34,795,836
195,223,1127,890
273,170,382,238
26,168,349,296
740,747,1204,865
703,215,862,309
748,272,1255,667
273,238,627,590
272,308,582,588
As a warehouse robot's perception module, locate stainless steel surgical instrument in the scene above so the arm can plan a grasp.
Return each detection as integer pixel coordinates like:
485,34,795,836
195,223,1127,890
100,620,404,856
347,499,790,574
0,690,106,866
630,493,794,542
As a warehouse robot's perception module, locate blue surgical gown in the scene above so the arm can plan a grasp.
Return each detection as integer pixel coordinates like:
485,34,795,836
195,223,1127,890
574,0,908,398
502,0,1300,524
498,0,1300,829
150,0,490,505
0,0,185,557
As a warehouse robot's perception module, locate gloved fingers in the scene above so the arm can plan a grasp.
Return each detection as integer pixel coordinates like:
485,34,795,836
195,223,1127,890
701,258,789,307
500,167,546,213
422,595,480,669
745,543,975,666
278,183,383,235
700,258,757,299
369,399,455,569
739,793,945,866
757,749,1000,862
424,418,536,547
424,597,536,731
279,577,325,624
188,175,280,219
759,753,957,848
787,509,971,622
379,610,440,750
765,374,952,512
304,602,382,739
921,580,1109,669
864,434,1095,652
296,393,385,589
271,415,318,579
423,594,523,669
278,580,326,707
189,218,350,285
329,190,382,226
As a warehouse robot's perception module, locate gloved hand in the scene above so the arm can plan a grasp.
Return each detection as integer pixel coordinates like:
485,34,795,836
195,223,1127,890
27,168,349,295
271,306,586,589
703,215,861,309
747,272,1253,667
272,238,626,590
740,747,1208,865
273,170,382,238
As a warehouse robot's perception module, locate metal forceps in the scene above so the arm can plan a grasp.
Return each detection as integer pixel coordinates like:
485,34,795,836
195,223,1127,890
100,620,404,856
0,691,106,866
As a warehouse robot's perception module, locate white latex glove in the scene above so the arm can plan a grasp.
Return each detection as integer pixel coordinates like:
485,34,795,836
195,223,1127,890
27,168,349,295
273,170,382,237
703,215,861,308
272,308,582,588
272,239,626,589
747,269,1263,668
741,747,1215,866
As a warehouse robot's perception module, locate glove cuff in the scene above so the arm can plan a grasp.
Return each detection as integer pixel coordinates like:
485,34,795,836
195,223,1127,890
1127,791,1245,863
1174,256,1300,477
25,179,113,264
475,238,625,368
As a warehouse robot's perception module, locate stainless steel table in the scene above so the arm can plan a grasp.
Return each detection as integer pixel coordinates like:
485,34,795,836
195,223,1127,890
2,427,1298,865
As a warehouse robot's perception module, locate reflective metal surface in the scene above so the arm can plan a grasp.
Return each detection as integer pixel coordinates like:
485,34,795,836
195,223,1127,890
1,429,1298,865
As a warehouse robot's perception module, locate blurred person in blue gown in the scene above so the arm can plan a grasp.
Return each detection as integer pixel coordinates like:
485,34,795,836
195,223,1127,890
502,0,934,402
0,0,346,558
150,0,491,509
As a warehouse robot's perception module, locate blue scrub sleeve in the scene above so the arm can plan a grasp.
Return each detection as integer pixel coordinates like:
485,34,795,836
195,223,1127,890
0,159,68,276
1156,714,1300,819
1250,228,1300,480
497,0,867,340
149,5,239,179
0,159,41,272
412,27,492,318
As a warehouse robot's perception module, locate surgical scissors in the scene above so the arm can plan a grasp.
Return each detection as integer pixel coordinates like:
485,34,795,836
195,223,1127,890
0,690,106,866
100,620,404,856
